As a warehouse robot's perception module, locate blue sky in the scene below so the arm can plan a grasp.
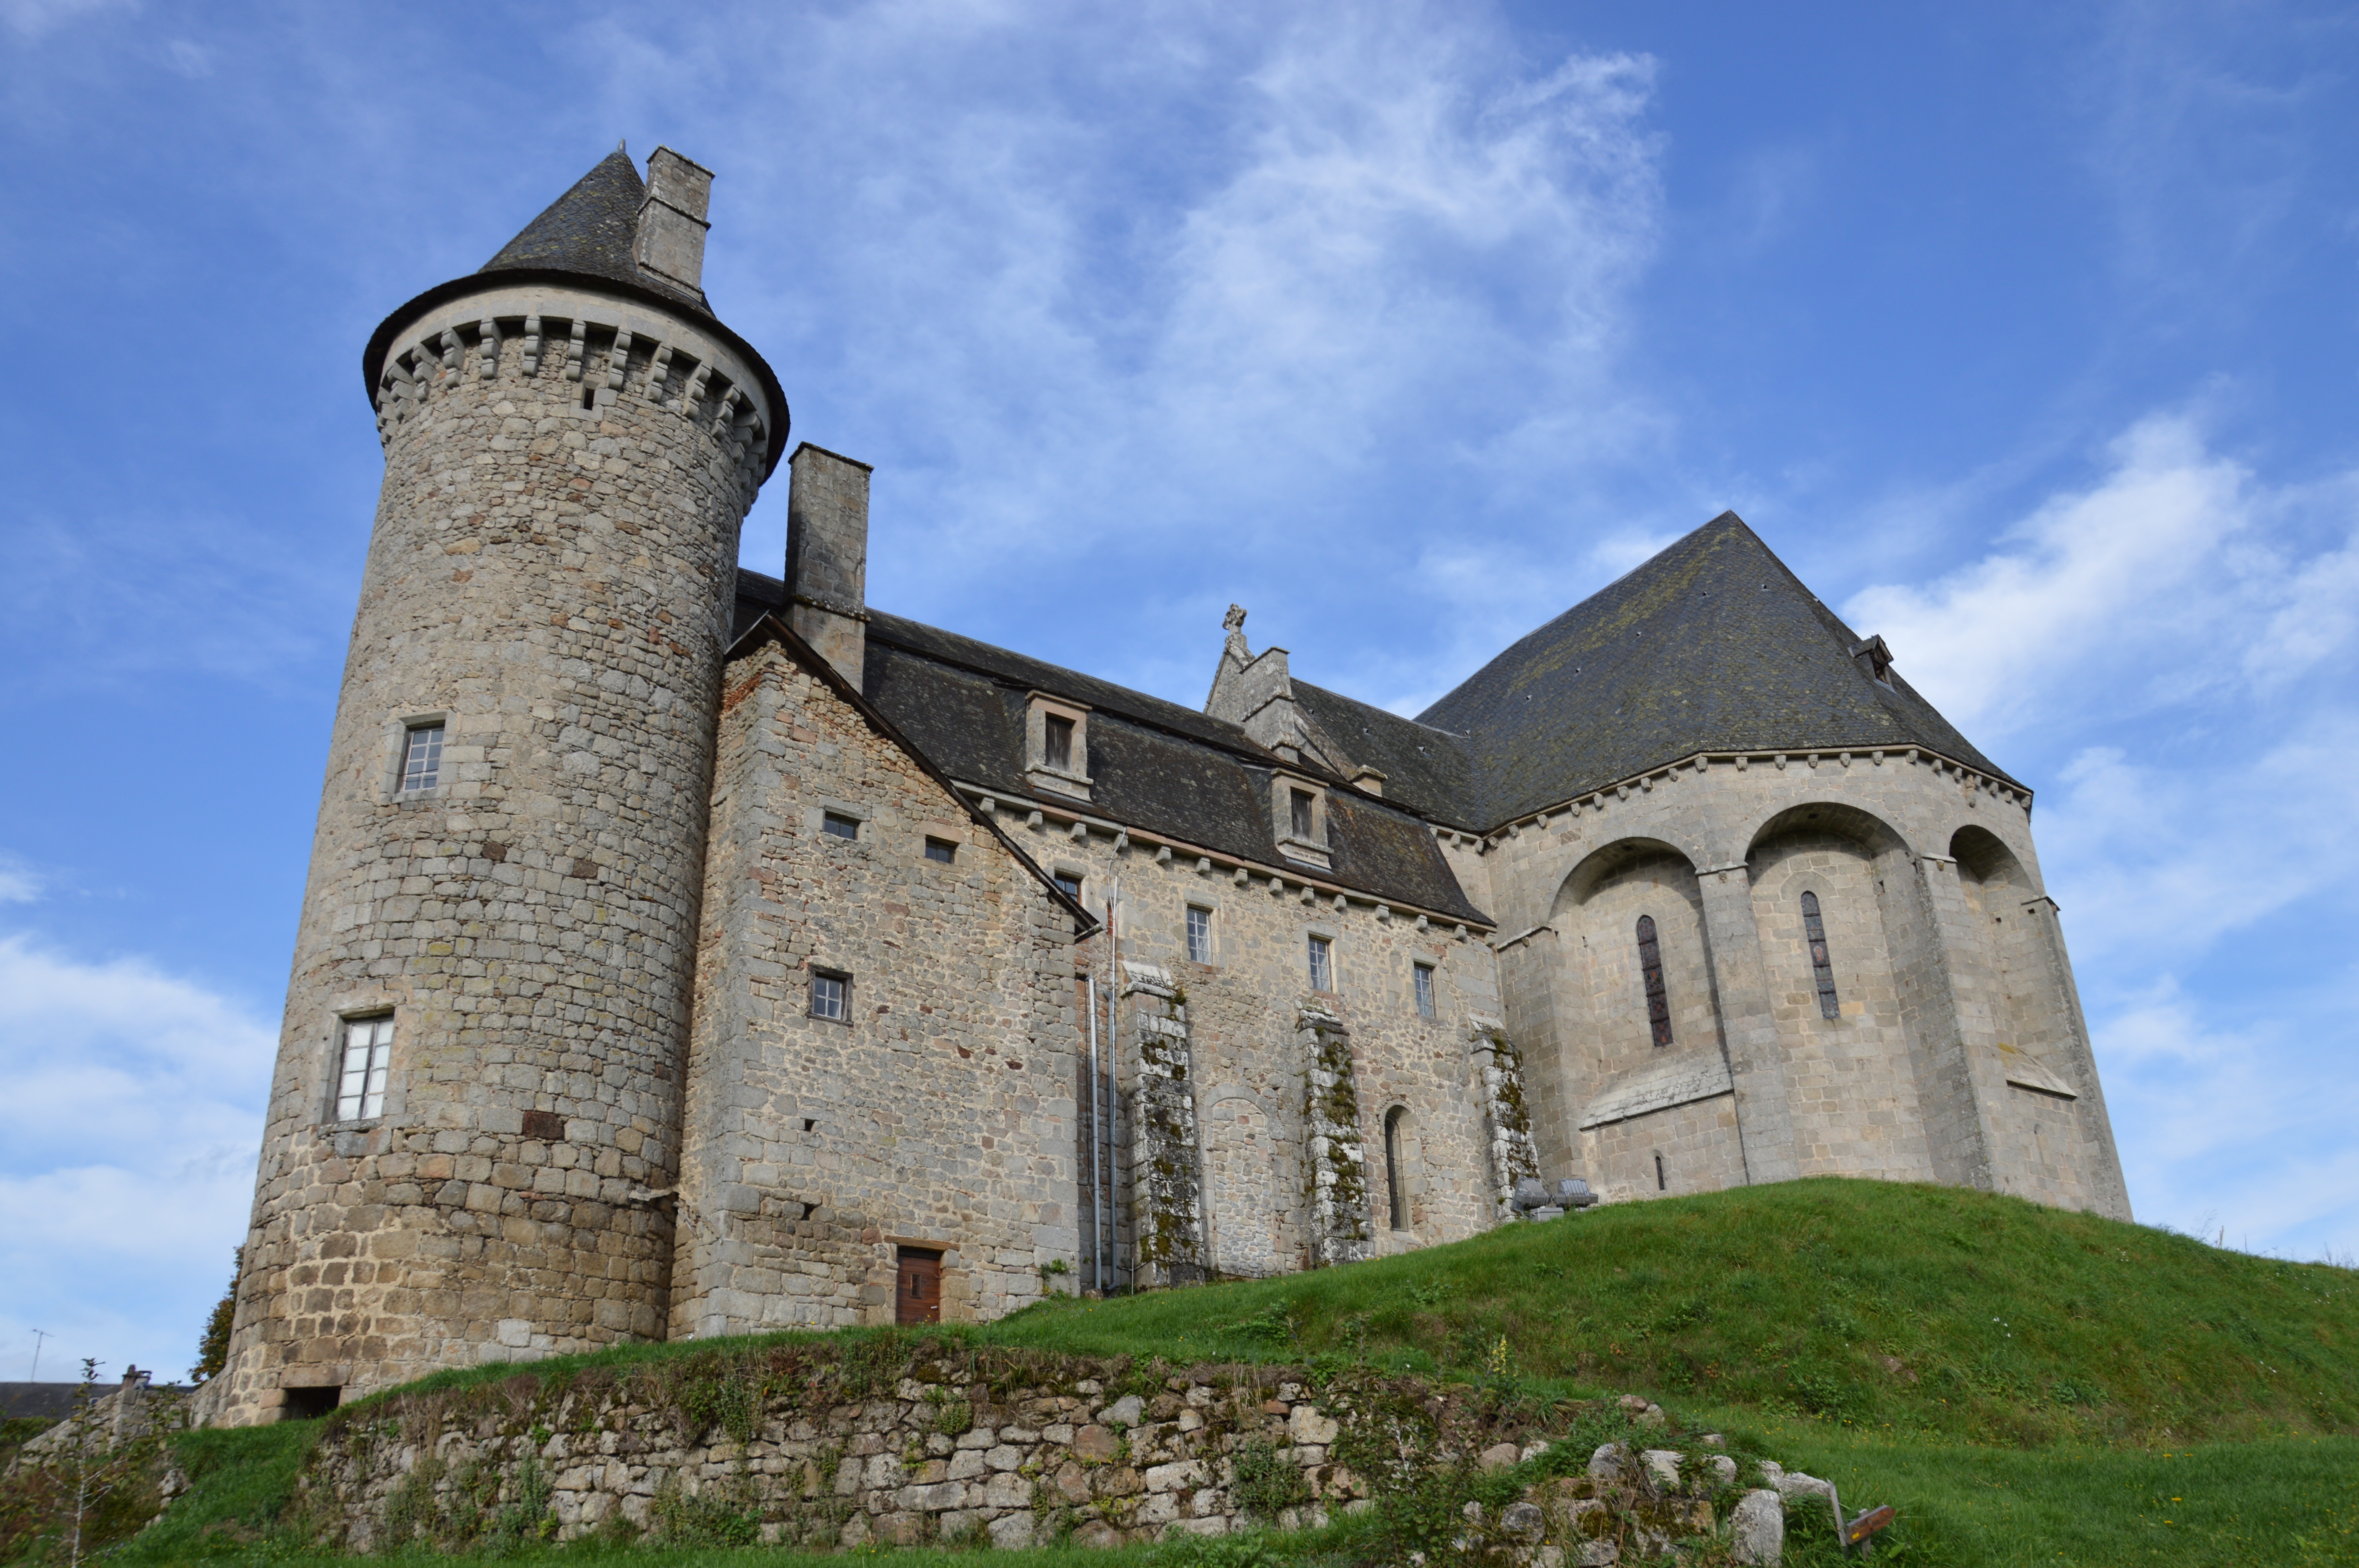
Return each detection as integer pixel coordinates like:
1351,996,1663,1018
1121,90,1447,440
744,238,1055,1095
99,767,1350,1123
3,0,2354,1382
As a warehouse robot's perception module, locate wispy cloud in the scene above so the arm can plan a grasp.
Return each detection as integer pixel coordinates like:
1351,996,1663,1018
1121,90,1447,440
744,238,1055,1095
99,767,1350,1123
1845,410,2359,1256
0,935,270,1380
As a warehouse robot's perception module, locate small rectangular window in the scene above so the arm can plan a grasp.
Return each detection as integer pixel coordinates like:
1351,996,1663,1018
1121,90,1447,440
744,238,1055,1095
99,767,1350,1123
399,723,443,794
811,971,848,1020
1044,714,1074,771
1290,788,1316,840
1053,873,1082,901
1307,934,1333,992
336,1015,392,1120
1413,962,1436,1020
924,837,956,864
821,812,859,840
1185,906,1212,964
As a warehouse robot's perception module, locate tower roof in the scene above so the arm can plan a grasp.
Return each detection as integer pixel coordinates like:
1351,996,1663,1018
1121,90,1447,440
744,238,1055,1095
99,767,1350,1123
1412,511,2015,828
478,148,705,313
361,145,788,478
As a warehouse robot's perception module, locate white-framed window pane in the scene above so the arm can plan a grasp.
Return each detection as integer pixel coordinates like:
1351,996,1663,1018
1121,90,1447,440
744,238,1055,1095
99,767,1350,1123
400,724,443,793
1308,935,1332,992
1185,906,1212,964
1414,963,1436,1020
337,1016,392,1119
812,974,845,1020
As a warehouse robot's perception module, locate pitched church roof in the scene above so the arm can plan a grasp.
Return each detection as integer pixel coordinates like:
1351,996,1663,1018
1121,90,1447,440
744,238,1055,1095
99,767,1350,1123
1414,511,2014,827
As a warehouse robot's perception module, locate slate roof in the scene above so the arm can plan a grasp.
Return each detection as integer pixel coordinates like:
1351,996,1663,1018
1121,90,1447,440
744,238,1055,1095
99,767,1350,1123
1291,681,1478,831
1416,512,2015,827
362,149,789,479
479,149,708,314
731,571,1490,924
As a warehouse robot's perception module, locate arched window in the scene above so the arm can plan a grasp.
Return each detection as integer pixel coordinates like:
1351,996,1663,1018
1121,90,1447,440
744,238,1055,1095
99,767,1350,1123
1636,915,1673,1047
1383,1107,1410,1230
1801,891,1839,1019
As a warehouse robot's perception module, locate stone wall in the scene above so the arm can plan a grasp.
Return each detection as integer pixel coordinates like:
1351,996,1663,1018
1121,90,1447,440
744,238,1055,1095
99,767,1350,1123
668,634,1083,1336
994,802,1512,1279
284,1344,1803,1562
216,281,778,1425
1458,750,2129,1220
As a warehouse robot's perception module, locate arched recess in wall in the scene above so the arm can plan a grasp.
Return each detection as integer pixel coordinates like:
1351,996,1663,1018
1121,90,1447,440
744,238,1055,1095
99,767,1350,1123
1380,1104,1421,1233
1549,837,1719,1072
1742,800,1932,1182
1952,829,2074,1086
1199,1084,1290,1278
1542,837,1736,1201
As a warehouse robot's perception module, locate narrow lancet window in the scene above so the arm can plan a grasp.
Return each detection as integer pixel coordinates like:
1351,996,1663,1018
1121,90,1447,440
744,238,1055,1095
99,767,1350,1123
1801,890,1839,1019
1384,1107,1409,1230
1636,914,1673,1047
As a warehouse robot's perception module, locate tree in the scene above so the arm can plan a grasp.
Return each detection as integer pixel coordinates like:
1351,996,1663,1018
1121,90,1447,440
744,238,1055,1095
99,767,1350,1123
190,1246,241,1384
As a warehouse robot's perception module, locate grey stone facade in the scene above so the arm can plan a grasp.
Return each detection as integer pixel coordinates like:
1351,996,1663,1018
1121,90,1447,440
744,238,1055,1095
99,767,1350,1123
212,146,2128,1425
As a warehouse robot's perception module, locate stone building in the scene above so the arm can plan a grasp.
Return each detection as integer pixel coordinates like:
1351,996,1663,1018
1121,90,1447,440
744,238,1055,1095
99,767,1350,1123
207,148,2128,1425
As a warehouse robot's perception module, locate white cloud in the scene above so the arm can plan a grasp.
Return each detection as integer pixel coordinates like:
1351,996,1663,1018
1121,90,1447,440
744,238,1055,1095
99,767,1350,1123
0,935,271,1381
2096,985,2359,1262
0,0,127,42
1842,412,2359,1261
0,854,39,905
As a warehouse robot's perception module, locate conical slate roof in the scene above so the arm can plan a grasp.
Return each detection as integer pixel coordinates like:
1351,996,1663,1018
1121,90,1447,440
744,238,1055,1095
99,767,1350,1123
1414,512,2014,828
478,148,706,312
362,145,789,477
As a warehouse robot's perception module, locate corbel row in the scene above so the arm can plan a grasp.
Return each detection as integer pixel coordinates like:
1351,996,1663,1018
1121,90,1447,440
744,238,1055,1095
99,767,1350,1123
373,311,768,488
1430,746,2036,855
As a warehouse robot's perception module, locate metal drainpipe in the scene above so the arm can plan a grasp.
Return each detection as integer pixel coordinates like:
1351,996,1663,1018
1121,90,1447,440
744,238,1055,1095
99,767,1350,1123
1107,879,1122,1292
1085,972,1103,1294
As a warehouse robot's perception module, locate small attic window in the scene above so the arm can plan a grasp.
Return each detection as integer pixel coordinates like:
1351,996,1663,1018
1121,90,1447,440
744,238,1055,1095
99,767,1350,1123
1850,635,1896,688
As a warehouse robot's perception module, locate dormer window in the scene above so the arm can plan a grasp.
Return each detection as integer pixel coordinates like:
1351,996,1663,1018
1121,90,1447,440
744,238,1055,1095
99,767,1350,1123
1850,635,1895,688
1271,773,1330,869
1025,694,1092,802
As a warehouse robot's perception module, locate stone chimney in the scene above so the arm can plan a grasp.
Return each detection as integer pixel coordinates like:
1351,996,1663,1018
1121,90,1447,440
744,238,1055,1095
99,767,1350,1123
635,147,713,296
784,444,872,686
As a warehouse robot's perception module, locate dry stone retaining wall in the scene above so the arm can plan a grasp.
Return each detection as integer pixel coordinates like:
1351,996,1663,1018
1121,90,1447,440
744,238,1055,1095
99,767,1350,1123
290,1346,1810,1562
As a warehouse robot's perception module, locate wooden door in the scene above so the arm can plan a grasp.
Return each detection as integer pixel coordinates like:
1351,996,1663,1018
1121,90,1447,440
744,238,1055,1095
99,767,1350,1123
896,1248,943,1324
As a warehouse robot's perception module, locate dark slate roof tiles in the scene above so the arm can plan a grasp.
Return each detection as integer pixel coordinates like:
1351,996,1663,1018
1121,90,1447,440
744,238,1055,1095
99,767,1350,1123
727,573,1487,922
479,148,710,317
1416,512,2014,827
1291,680,1478,830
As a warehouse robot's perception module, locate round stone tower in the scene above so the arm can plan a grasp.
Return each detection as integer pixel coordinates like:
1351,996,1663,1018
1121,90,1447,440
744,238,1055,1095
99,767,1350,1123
212,147,785,1424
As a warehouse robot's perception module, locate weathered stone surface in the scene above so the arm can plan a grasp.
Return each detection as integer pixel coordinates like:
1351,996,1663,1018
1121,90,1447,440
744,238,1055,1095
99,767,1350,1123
1732,1488,1784,1565
1288,1404,1340,1445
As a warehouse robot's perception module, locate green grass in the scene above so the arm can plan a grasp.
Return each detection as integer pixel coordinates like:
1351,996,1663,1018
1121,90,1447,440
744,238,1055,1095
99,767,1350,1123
19,1178,2355,1566
984,1178,2359,1447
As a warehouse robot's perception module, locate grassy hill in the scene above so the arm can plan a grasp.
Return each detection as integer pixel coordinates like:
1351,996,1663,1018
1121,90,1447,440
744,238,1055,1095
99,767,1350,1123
18,1179,2359,1567
984,1177,2359,1447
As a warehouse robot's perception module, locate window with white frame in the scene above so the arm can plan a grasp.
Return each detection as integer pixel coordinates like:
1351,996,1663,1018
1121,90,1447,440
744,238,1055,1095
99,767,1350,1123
811,970,849,1021
1413,962,1436,1020
335,1016,393,1120
924,837,956,864
398,723,443,794
1053,872,1083,901
821,812,860,840
1186,905,1213,964
1307,934,1333,992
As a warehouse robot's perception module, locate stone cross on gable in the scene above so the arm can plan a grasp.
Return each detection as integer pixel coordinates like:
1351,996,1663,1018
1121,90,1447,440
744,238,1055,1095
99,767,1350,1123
1222,603,1250,665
